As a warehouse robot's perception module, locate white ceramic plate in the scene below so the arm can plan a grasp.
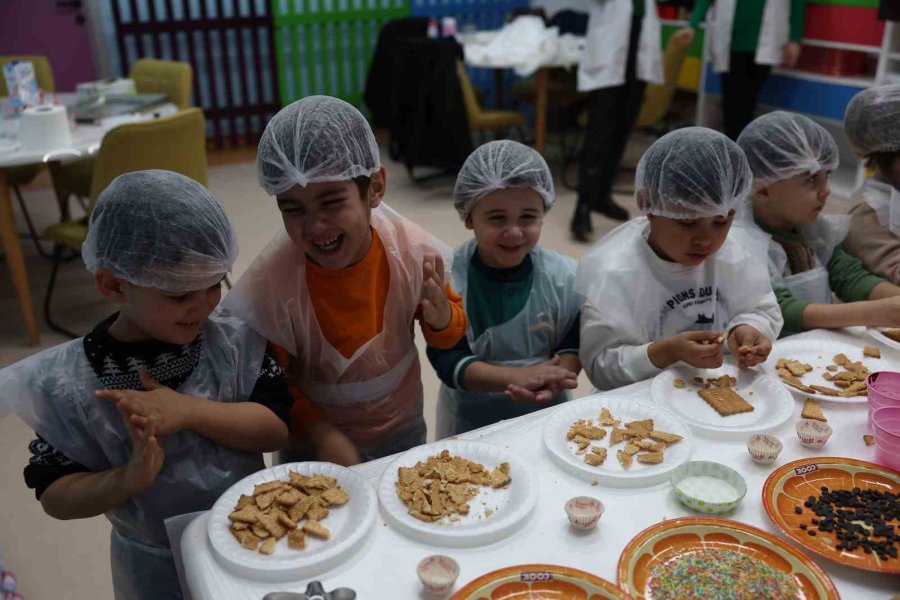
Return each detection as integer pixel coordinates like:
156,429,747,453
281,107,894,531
867,327,900,351
207,462,377,582
650,363,794,437
543,396,693,487
378,440,537,547
767,339,886,404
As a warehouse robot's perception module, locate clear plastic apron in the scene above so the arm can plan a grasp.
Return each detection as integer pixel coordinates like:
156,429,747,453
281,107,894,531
436,240,579,438
222,203,452,451
0,312,267,600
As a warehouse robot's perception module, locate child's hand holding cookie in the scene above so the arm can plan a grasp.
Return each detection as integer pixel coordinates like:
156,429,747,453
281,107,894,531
727,325,771,369
420,253,452,331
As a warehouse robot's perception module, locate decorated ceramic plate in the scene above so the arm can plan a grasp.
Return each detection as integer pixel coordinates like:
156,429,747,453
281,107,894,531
651,362,793,436
617,517,839,600
452,564,630,599
763,457,900,574
767,339,886,403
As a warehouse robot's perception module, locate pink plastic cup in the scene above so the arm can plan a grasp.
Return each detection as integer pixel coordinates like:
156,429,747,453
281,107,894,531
871,406,900,471
867,372,900,431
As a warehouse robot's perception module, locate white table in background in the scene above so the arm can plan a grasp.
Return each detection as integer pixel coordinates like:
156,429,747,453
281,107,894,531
460,31,584,156
178,329,900,599
0,95,176,345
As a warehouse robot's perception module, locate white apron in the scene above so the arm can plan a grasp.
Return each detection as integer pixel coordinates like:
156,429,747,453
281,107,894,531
222,203,452,452
0,312,267,600
436,240,580,438
578,0,664,92
733,212,851,304
710,0,790,73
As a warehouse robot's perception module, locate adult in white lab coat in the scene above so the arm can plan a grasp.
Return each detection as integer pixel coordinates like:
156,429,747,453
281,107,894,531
675,0,805,140
570,0,664,241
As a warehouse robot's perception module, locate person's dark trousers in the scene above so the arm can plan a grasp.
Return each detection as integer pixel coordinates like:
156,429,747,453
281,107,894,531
721,51,772,140
573,15,646,236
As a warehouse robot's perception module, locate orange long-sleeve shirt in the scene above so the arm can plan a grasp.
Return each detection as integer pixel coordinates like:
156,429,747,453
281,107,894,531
272,229,466,431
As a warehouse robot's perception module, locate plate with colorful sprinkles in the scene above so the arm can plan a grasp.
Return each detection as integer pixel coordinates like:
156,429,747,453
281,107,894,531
617,517,838,600
763,457,900,574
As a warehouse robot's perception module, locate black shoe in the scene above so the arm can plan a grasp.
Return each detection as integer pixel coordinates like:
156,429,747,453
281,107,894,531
570,204,593,242
592,197,629,221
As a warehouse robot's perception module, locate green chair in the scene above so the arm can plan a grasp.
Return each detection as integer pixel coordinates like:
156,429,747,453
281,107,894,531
52,59,195,212
44,108,208,336
1,55,59,257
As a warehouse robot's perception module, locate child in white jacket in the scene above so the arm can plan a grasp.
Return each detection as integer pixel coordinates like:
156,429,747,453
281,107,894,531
577,127,783,390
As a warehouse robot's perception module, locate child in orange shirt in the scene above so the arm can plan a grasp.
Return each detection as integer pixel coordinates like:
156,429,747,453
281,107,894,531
223,96,466,464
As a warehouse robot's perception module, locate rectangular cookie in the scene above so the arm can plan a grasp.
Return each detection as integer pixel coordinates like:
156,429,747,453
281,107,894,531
698,387,754,417
863,346,881,359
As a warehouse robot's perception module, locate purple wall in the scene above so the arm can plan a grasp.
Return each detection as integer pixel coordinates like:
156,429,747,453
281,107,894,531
0,1,96,91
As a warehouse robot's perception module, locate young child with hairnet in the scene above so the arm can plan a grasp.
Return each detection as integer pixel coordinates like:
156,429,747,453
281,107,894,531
427,141,581,437
0,171,292,600
222,96,467,464
842,85,900,284
577,127,782,391
733,111,900,337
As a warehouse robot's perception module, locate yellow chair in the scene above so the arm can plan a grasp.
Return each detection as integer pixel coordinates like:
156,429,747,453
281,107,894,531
456,60,525,141
635,32,692,129
130,58,194,110
53,58,195,202
44,108,208,336
1,55,59,256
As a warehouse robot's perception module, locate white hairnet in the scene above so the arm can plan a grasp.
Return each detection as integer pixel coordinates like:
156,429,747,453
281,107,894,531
737,111,839,189
635,127,752,218
845,84,900,157
82,170,238,293
256,95,381,195
453,140,555,219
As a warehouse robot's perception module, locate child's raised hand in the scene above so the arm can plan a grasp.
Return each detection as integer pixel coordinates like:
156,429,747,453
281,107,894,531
727,325,772,369
120,411,165,495
420,253,452,331
96,369,198,436
667,330,725,369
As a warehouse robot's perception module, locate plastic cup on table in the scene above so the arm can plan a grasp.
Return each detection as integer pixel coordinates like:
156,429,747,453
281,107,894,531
866,372,900,431
871,406,900,471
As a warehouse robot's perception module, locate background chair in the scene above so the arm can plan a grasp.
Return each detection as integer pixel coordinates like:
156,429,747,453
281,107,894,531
456,60,525,144
1,55,59,257
44,108,208,336
52,59,194,209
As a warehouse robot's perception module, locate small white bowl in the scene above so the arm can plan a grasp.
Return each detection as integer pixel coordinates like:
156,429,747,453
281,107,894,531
747,434,783,464
796,419,833,449
417,555,460,596
565,496,604,530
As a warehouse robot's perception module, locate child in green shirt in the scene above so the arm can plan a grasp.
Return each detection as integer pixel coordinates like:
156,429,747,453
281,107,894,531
734,111,900,336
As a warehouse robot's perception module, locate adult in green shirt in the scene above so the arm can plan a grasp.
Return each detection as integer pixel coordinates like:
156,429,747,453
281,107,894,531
674,0,805,140
733,111,900,337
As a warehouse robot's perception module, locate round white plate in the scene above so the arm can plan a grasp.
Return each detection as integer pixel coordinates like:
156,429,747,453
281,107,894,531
378,440,537,547
767,339,886,404
650,363,794,437
0,139,19,154
543,396,693,487
207,462,377,582
867,327,900,351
